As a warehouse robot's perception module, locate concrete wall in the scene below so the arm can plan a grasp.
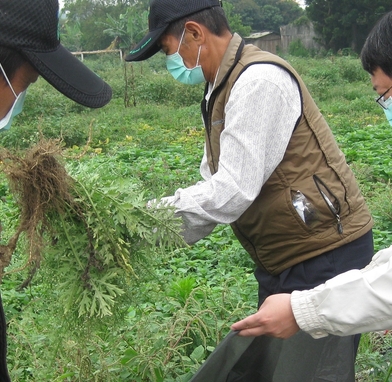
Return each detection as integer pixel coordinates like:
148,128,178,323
245,23,321,55
280,22,321,53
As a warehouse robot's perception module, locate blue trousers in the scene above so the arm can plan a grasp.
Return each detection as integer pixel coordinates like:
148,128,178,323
190,231,374,382
252,230,374,382
255,230,374,299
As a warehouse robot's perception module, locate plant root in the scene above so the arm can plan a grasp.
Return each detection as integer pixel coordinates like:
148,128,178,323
0,139,73,281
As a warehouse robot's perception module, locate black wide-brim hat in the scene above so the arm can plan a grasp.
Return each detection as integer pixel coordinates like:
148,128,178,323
125,0,221,62
0,0,112,108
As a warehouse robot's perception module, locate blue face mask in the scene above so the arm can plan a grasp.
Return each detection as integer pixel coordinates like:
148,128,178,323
166,30,205,85
0,63,27,131
382,97,392,126
0,90,27,131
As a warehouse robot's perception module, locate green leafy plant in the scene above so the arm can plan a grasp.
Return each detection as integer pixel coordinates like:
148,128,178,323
288,39,310,57
1,139,185,318
1,54,392,381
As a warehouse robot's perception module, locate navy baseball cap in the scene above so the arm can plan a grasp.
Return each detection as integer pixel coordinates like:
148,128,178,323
0,0,112,108
125,0,221,62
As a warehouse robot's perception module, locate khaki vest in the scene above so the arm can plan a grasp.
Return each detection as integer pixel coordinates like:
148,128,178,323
202,34,373,275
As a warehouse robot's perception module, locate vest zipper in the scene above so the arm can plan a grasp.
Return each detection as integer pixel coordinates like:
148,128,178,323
313,175,343,234
202,89,218,173
321,190,343,234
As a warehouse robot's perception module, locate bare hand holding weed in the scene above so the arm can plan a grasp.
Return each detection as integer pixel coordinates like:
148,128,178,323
231,294,300,339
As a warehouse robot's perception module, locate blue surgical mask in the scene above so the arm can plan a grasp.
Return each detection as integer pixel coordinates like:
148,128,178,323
166,30,205,85
383,96,392,126
0,63,27,131
0,90,27,131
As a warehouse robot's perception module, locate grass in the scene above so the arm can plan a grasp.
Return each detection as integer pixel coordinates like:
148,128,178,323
0,53,392,381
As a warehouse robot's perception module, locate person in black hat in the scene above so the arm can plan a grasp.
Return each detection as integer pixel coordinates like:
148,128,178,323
126,0,374,380
0,0,112,379
0,0,112,131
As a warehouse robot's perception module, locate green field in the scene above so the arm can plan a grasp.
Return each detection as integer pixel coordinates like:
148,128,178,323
1,53,392,381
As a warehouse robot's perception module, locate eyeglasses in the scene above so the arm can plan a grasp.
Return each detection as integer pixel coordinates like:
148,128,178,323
375,85,392,109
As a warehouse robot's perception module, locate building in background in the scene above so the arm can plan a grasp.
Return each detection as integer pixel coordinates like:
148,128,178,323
245,21,320,55
244,31,282,54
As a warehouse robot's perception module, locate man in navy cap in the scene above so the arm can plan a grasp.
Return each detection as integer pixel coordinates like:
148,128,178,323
125,0,373,382
126,0,373,380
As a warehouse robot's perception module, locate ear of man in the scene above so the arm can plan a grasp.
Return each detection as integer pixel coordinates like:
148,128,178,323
184,21,207,46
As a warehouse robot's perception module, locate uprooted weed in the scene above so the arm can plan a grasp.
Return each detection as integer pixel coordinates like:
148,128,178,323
0,139,73,282
0,138,184,316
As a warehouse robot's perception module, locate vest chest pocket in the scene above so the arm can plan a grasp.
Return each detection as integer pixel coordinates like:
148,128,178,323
289,176,343,235
291,190,319,227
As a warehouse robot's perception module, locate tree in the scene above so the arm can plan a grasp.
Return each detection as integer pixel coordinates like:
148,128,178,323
99,8,149,52
60,20,83,52
256,5,283,32
63,0,149,50
223,2,252,37
229,0,304,32
278,0,305,26
305,0,392,53
230,0,262,30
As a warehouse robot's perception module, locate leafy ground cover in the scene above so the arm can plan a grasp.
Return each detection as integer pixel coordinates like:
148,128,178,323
1,53,392,381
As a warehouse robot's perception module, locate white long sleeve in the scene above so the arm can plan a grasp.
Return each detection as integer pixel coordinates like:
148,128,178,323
162,64,301,244
291,245,392,338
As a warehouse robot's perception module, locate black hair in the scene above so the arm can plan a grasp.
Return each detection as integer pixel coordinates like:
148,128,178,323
0,47,26,82
165,6,231,39
361,11,392,77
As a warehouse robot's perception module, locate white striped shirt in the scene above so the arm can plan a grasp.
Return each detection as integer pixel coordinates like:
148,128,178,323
162,64,302,244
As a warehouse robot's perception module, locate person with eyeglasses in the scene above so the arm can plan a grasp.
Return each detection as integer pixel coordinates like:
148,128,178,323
126,0,374,379
232,10,392,341
0,0,112,380
375,86,392,113
374,85,392,125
